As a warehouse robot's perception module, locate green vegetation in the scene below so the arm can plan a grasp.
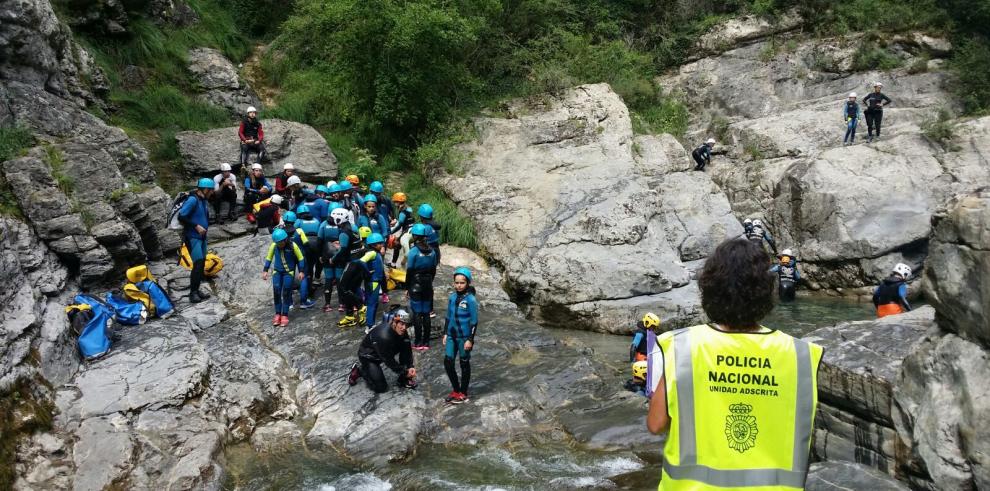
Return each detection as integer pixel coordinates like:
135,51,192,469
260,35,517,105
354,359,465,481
922,107,958,149
43,145,74,195
401,172,477,249
851,42,903,71
0,127,34,217
951,38,990,115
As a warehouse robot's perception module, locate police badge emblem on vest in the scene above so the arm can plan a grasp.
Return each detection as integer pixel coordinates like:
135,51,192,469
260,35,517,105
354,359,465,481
725,403,759,453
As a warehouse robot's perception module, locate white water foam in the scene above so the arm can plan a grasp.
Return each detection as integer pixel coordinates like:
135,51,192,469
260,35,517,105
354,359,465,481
316,472,393,491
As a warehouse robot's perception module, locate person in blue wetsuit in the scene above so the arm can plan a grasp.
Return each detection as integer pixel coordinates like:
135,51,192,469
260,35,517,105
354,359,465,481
358,195,389,238
281,211,313,309
407,224,438,349
368,181,393,222
178,178,215,303
329,207,358,312
262,228,305,327
443,267,479,404
843,92,862,145
363,233,387,332
295,205,322,308
389,192,414,267
318,205,343,313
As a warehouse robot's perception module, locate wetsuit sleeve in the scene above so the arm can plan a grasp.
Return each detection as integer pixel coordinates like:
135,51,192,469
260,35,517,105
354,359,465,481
244,177,254,192
257,123,264,142
898,283,911,311
399,336,414,370
331,232,350,264
178,195,197,220
360,251,377,263
794,266,801,281
468,295,479,342
631,332,644,362
882,94,891,105
764,232,778,254
263,244,276,271
238,121,247,142
444,295,454,333
297,231,309,245
770,264,780,273
291,243,305,271
390,212,404,235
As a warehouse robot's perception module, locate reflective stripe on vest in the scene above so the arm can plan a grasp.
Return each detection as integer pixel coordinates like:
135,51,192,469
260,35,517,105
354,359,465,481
660,325,822,490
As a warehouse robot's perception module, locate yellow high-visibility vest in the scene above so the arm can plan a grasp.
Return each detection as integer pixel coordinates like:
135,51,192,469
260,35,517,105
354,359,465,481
657,324,823,490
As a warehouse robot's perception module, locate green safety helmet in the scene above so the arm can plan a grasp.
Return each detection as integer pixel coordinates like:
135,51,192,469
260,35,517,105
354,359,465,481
358,226,372,239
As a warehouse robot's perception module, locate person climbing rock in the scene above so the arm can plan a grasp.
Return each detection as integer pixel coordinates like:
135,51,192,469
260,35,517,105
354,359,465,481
243,163,272,218
364,233,387,332
274,163,295,209
178,178,214,303
873,263,912,318
212,162,238,224
407,224,438,349
295,205,322,309
863,82,892,143
842,92,862,145
692,138,716,171
262,228,305,327
329,207,358,313
630,313,660,363
348,308,417,393
238,106,267,166
647,238,823,490
624,360,648,397
337,247,376,328
771,248,801,302
389,192,414,268
743,218,778,255
443,267,479,404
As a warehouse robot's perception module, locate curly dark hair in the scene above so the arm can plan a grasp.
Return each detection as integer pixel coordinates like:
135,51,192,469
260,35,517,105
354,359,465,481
699,238,775,328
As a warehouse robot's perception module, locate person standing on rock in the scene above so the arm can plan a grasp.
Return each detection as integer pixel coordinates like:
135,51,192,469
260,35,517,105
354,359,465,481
337,248,377,328
842,92,862,145
389,192,415,268
348,308,417,392
418,203,443,318
364,233,388,332
179,178,215,303
873,263,912,318
238,106,267,167
407,224,438,350
328,207,358,313
443,267,479,404
274,163,295,209
692,138,716,171
262,228,306,327
212,162,238,224
243,163,272,219
863,82,892,143
647,238,823,490
368,181,393,222
295,204,322,309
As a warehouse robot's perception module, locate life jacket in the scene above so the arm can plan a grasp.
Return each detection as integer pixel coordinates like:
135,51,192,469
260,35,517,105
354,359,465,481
777,258,798,282
746,225,765,242
657,325,823,490
242,117,262,139
845,101,859,119
297,217,322,253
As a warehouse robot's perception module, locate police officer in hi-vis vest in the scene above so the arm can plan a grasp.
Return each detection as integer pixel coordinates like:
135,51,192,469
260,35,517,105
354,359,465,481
647,238,823,490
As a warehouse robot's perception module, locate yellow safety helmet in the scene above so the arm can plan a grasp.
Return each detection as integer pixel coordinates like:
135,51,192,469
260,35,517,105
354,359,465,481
642,312,661,330
358,226,372,239
632,361,648,381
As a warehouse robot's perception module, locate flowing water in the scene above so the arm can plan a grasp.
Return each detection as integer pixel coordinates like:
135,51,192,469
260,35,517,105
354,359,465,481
222,295,875,491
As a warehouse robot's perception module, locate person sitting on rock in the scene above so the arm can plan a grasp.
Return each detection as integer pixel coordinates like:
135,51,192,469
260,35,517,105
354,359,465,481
692,138,716,171
295,205,322,309
863,82,892,143
443,267,479,404
243,163,272,219
212,162,238,224
274,163,295,208
285,175,304,210
337,247,377,328
348,308,417,393
744,218,778,255
771,248,801,302
262,228,305,327
252,194,282,234
239,106,267,166
630,313,660,363
842,92,862,145
179,178,215,303
407,224,438,349
873,263,912,318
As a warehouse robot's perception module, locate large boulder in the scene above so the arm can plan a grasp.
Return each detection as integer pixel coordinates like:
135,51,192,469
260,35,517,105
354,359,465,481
176,119,338,180
434,84,741,333
187,47,260,117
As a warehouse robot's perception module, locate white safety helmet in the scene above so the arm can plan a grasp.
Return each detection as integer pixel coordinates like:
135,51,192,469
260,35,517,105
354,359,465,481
873,81,883,88
219,162,232,172
283,163,295,171
743,218,753,225
892,263,912,278
286,175,302,187
848,92,857,98
327,180,337,189
781,248,793,256
251,163,263,170
752,219,763,227
706,138,716,145
271,194,283,205
246,106,257,114
330,207,350,225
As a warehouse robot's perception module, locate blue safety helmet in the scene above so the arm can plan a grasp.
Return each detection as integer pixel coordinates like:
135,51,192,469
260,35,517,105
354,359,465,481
283,211,297,223
316,185,329,195
366,233,385,246
363,194,377,204
453,266,473,283
411,223,430,237
328,183,342,194
296,204,311,215
197,177,214,189
418,203,434,219
338,181,353,191
272,228,288,242
370,181,384,193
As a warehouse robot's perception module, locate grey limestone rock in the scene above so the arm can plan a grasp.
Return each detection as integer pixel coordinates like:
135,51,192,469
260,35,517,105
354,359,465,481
187,47,261,116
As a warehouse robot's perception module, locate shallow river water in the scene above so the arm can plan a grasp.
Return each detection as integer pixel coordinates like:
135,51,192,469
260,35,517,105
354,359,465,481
222,295,875,491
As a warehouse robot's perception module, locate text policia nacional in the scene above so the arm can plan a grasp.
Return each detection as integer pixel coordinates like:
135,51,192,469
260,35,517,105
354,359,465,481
708,355,780,397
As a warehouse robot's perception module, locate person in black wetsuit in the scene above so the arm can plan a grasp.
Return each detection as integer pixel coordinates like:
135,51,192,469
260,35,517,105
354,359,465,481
771,248,800,302
348,309,417,392
862,82,892,143
692,138,716,171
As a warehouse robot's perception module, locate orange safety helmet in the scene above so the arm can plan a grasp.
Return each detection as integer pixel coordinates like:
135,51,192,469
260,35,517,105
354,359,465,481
345,175,360,185
392,192,407,203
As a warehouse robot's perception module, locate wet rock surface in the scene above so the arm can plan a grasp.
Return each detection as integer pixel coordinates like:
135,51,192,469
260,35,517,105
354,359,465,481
176,119,339,179
806,461,909,491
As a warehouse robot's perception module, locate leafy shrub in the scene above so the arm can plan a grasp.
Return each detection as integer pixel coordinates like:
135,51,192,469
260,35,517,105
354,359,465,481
922,107,957,148
851,43,903,71
0,126,34,163
950,38,990,115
